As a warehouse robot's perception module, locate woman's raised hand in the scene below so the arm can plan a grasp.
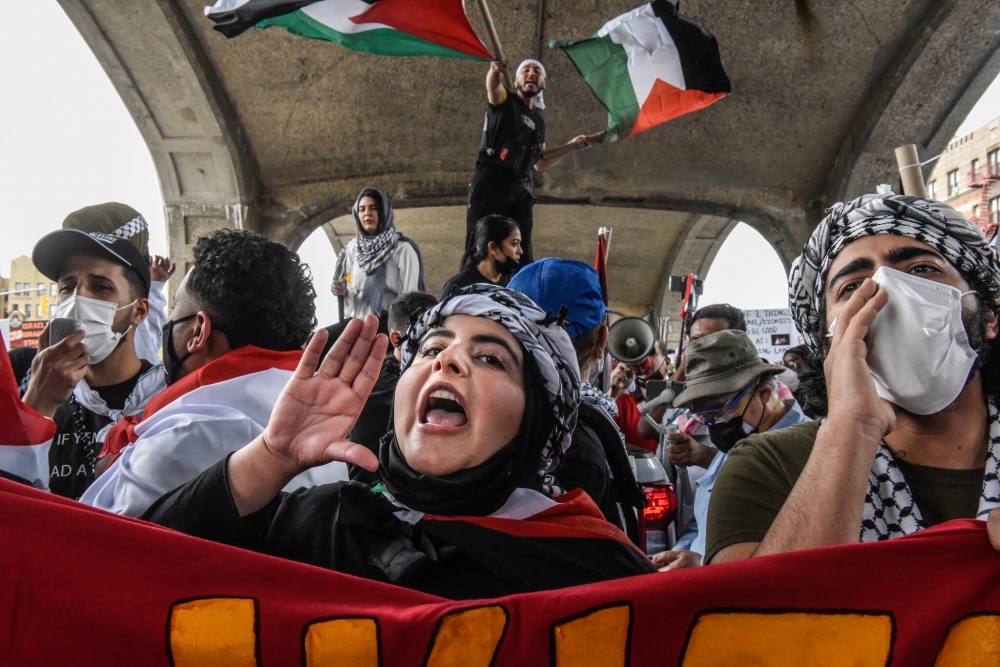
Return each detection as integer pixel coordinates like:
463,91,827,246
262,315,388,473
227,316,387,516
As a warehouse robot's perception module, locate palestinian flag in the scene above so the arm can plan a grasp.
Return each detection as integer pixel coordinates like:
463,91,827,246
594,229,610,305
204,0,494,60
0,343,54,447
552,0,730,141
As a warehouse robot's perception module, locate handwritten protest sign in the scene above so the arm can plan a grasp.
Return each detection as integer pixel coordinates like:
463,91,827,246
743,308,801,362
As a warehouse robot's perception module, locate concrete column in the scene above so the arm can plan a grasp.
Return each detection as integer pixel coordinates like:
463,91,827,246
58,0,258,305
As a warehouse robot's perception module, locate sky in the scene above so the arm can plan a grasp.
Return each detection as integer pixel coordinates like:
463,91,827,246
3,0,999,320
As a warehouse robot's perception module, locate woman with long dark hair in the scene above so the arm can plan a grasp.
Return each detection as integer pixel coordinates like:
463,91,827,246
440,215,522,298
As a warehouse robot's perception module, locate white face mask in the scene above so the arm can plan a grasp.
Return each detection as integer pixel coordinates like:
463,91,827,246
776,367,800,392
593,354,605,381
55,294,136,364
864,266,978,415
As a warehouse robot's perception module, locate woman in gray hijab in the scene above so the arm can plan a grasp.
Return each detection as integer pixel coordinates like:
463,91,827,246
331,187,425,319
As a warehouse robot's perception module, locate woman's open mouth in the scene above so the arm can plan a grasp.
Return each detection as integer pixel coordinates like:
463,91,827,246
421,388,468,428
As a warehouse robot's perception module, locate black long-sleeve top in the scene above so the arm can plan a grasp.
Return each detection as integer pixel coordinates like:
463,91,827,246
143,458,656,600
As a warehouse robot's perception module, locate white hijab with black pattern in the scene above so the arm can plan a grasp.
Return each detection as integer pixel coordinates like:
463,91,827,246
400,284,580,471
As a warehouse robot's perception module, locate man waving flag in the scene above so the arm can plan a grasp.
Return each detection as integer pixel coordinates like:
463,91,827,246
205,0,493,60
553,0,730,141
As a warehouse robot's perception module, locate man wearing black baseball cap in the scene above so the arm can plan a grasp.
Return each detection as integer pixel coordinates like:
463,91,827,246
61,202,177,366
0,205,166,499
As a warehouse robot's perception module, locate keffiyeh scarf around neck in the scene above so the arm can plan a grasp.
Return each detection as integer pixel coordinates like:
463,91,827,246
788,187,1000,352
334,188,425,315
786,188,1000,539
579,381,618,420
862,398,1000,541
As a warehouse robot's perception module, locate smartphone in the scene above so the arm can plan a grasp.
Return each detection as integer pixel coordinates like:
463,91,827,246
644,380,668,401
49,318,83,346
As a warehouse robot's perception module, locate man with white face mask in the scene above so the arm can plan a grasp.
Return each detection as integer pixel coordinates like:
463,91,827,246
706,189,1000,565
0,225,164,499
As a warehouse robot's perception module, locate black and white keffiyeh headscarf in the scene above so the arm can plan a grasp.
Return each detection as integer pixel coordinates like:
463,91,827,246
788,186,1000,352
787,187,1000,541
579,381,619,420
350,188,399,271
334,187,425,315
401,284,580,471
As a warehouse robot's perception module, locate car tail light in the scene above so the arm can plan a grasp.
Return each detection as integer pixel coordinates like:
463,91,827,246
638,483,677,553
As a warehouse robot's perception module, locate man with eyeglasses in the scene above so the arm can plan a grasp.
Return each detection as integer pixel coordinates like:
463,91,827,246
650,329,810,570
80,229,349,517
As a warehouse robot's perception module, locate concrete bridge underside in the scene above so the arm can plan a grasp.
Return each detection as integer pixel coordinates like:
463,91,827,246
58,0,1000,323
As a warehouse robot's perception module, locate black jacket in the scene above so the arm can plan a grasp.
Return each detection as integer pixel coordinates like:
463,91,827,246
144,458,655,600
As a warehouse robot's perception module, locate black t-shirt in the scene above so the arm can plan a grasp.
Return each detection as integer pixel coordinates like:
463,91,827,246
475,88,545,182
48,361,152,499
348,356,400,486
9,347,37,387
440,265,507,300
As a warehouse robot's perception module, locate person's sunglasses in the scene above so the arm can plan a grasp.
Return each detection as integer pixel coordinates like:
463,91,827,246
689,379,759,426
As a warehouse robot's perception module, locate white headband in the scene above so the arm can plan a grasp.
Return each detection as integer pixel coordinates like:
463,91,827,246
516,59,546,109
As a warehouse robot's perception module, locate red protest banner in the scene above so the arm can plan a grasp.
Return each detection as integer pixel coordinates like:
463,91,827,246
2,477,999,666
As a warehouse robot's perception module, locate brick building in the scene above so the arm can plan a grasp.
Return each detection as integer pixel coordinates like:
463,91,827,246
927,116,1000,239
0,275,8,319
7,255,57,322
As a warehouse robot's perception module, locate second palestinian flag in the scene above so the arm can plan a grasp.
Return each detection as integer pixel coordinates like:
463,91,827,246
553,0,730,141
205,0,493,60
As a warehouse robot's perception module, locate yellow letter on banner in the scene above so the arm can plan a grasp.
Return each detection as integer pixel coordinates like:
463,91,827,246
934,614,1000,667
680,611,893,666
553,604,631,667
424,605,508,667
168,597,259,667
303,617,380,667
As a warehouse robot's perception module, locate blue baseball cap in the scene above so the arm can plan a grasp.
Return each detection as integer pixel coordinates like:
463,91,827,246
507,258,612,338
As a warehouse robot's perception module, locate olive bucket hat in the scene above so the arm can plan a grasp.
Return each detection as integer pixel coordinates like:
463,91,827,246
672,329,786,408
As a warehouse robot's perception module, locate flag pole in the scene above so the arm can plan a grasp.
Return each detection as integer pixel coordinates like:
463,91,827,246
894,144,928,198
541,130,606,160
597,226,613,394
473,0,515,90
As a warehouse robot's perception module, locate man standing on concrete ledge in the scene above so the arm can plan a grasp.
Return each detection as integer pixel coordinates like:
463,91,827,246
466,59,591,266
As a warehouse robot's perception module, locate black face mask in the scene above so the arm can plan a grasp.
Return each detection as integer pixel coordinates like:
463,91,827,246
707,394,763,454
161,314,196,386
707,418,753,454
495,254,520,277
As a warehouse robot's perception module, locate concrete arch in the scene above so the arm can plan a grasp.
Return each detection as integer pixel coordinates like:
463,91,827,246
57,0,258,296
825,0,1000,202
59,0,1000,316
